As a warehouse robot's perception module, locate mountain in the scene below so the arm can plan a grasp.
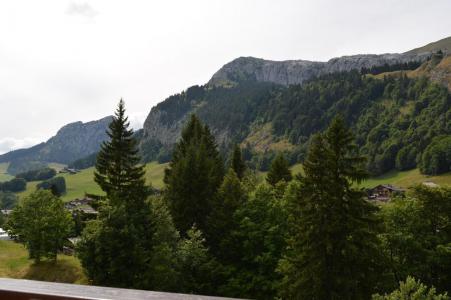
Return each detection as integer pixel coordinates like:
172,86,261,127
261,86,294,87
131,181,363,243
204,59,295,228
405,36,451,55
208,53,430,87
0,116,112,174
139,37,451,175
4,36,450,176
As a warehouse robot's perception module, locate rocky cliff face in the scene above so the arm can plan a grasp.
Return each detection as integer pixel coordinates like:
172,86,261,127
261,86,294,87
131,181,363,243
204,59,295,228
142,109,187,147
209,53,432,86
140,51,434,159
41,116,113,163
0,116,112,171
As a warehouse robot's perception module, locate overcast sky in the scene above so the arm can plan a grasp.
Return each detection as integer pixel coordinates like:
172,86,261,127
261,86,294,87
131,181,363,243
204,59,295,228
0,0,450,154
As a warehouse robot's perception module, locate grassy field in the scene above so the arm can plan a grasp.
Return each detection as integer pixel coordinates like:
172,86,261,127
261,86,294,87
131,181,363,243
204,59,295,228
359,168,451,189
0,162,13,182
17,162,169,202
144,162,168,189
13,161,451,203
0,240,87,284
258,163,451,189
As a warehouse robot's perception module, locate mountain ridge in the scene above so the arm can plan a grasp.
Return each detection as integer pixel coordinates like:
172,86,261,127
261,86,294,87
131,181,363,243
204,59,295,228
1,36,450,175
0,116,112,174
209,52,432,86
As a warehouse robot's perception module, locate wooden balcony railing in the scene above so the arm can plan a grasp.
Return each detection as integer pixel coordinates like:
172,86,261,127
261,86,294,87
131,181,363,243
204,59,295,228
0,278,243,300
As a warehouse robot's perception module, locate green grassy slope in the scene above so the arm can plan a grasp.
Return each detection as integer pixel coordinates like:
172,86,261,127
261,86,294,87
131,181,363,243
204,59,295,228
360,169,451,189
0,240,86,284
259,163,451,189
144,162,169,189
18,162,168,202
15,161,451,203
0,162,13,182
405,36,451,54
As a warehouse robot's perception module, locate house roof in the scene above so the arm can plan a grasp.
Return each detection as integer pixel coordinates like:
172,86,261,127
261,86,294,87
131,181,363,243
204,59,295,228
372,184,405,192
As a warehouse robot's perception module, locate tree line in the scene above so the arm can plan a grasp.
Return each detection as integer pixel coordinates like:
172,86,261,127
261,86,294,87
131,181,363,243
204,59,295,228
5,101,451,299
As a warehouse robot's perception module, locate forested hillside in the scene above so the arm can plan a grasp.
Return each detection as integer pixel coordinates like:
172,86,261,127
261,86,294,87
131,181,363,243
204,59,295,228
140,54,451,176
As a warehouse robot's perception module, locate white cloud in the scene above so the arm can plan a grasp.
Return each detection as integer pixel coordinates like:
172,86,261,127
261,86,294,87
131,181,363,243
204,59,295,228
66,2,98,19
128,112,148,131
0,137,42,155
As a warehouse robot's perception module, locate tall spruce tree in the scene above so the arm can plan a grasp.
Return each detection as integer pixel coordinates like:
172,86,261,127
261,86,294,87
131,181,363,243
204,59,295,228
164,114,224,237
208,168,246,261
78,100,154,288
266,154,292,186
230,144,246,180
94,99,147,202
279,117,384,299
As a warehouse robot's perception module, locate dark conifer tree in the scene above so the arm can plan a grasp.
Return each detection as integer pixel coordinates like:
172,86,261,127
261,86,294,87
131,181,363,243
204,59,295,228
279,117,384,299
208,168,246,261
230,144,246,180
95,99,147,202
78,100,154,289
266,154,292,186
164,114,224,237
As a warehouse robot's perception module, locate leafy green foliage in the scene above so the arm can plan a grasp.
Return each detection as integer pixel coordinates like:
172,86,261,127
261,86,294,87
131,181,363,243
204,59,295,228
0,192,18,209
5,190,73,263
420,136,451,175
373,277,449,300
16,167,56,182
266,154,292,186
68,152,98,170
361,60,423,75
140,82,279,162
164,114,224,237
37,176,67,196
220,183,288,299
208,168,246,262
261,72,450,175
0,178,26,192
140,69,450,176
230,145,246,180
175,226,221,295
7,160,49,176
380,185,451,292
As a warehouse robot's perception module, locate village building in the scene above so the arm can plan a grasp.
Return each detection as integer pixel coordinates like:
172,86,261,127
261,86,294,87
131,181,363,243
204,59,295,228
60,167,80,175
367,184,405,201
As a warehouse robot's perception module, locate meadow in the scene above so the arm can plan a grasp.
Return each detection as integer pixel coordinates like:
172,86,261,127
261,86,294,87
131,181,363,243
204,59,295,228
16,162,168,202
0,163,13,182
7,161,451,203
0,240,86,284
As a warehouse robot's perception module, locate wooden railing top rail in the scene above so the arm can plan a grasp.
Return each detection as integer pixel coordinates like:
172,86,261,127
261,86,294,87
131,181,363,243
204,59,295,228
0,278,244,300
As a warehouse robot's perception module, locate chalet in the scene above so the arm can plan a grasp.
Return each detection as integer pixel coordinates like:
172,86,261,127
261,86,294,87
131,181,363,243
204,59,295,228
64,197,98,215
64,197,94,209
60,167,80,175
368,184,405,201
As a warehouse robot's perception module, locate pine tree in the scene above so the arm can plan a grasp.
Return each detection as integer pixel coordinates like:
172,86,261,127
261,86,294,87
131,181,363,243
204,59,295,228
279,117,383,299
208,168,246,261
164,114,224,237
95,99,147,202
78,100,154,289
266,154,292,186
230,144,246,180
